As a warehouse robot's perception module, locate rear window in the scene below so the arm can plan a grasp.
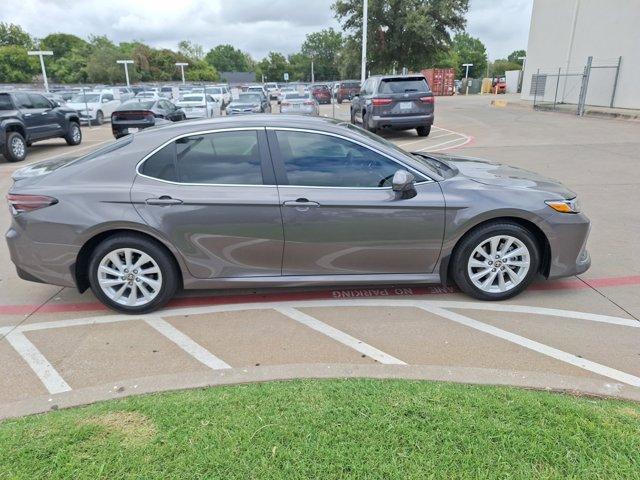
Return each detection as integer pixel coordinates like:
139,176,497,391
342,82,360,88
119,101,155,110
0,93,13,110
379,77,429,94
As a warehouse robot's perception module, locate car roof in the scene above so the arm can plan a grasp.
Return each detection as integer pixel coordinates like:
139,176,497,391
368,74,426,80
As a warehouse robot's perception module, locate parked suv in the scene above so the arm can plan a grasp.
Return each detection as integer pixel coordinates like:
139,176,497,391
335,80,361,103
0,91,82,162
350,75,434,137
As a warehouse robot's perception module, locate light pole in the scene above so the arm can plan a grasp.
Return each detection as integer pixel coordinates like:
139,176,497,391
311,59,315,83
175,62,188,84
28,50,53,92
517,56,527,93
360,0,368,84
462,63,473,95
116,60,134,86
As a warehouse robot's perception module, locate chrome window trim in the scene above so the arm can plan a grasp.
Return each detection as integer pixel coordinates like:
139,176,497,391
135,125,434,188
267,127,434,188
135,127,275,188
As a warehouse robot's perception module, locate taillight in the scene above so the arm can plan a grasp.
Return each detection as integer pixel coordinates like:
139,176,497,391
143,111,155,121
420,96,434,104
372,98,393,106
7,194,58,215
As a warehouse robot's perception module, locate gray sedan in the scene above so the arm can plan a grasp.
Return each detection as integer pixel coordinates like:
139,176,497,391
279,92,319,116
6,115,590,313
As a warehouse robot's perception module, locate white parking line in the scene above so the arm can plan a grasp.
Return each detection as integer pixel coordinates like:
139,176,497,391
415,136,468,152
420,304,640,387
144,317,231,370
275,306,406,365
5,331,72,394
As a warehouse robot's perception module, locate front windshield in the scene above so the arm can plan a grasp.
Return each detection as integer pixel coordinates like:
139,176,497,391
205,87,222,94
340,122,440,178
238,93,261,103
182,95,204,102
70,93,100,103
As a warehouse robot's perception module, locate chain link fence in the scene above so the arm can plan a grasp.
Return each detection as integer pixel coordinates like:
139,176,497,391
532,56,622,116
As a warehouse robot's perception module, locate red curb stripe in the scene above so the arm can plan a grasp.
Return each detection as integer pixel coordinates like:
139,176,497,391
0,275,638,316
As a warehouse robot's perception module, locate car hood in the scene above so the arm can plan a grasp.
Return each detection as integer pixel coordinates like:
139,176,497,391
430,153,576,198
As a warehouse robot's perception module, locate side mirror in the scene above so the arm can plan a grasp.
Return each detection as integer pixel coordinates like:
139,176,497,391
392,170,416,198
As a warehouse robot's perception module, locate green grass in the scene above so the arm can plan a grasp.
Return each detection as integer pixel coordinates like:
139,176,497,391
1,380,639,479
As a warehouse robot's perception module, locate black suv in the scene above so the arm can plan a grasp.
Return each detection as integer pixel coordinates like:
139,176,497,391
350,75,434,137
0,91,82,162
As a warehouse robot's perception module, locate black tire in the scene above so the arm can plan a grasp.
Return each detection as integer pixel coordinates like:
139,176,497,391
88,233,179,314
364,111,377,133
451,222,541,301
94,111,104,126
350,108,356,124
3,131,27,162
416,125,431,137
337,98,343,104
64,121,82,146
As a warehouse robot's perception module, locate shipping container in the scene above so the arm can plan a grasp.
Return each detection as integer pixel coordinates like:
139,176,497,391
421,68,455,96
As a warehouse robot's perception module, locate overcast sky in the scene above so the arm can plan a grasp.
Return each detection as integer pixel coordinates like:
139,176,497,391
1,0,533,60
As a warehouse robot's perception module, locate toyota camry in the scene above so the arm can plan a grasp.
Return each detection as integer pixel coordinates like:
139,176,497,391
6,116,590,313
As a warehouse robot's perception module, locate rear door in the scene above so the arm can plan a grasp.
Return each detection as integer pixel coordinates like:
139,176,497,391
131,128,284,279
268,128,445,276
13,93,48,139
373,76,434,118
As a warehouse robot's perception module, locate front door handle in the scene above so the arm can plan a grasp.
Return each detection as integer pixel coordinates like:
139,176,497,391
283,198,320,208
146,196,183,206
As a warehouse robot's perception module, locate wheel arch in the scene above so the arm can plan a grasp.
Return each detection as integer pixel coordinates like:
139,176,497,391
439,216,551,285
74,228,184,293
3,121,27,139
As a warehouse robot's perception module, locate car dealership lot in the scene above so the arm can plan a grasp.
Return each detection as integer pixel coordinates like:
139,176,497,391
1,95,639,418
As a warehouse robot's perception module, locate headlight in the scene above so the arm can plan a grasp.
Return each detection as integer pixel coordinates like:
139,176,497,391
545,197,580,213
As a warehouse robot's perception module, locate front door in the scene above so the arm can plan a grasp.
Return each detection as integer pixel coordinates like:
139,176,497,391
13,93,42,139
268,129,445,276
131,128,283,279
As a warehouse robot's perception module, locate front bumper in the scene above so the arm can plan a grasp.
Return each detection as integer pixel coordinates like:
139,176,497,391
543,211,592,278
371,113,434,129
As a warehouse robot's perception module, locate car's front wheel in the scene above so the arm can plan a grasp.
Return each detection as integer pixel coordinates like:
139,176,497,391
94,111,104,126
88,234,179,314
64,121,82,145
451,222,540,301
3,131,27,162
416,126,431,137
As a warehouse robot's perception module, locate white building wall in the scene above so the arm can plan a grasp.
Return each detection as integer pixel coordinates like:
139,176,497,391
522,0,640,109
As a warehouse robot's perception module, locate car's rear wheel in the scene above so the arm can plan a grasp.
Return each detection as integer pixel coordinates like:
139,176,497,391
416,126,431,137
451,222,540,301
364,111,377,133
88,234,179,314
350,108,356,124
3,131,27,162
64,121,82,145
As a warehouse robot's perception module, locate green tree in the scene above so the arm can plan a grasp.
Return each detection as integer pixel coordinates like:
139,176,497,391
301,28,343,80
490,59,522,77
0,22,33,48
40,33,91,83
205,44,253,72
333,0,468,74
0,45,38,82
178,40,204,61
288,52,312,82
185,60,219,82
507,49,526,65
436,32,487,78
85,36,122,83
257,52,289,83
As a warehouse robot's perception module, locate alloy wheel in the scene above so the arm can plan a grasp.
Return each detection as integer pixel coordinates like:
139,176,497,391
97,248,162,307
467,235,530,293
11,136,26,158
71,125,81,143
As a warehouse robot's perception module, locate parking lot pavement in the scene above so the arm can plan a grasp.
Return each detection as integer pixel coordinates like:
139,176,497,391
1,97,639,418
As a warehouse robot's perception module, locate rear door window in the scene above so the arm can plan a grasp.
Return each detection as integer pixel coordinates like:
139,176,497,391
14,93,33,109
379,78,430,94
141,130,265,185
0,93,14,110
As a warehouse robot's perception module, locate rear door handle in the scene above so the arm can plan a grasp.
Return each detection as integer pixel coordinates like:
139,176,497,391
146,196,183,206
283,198,320,207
